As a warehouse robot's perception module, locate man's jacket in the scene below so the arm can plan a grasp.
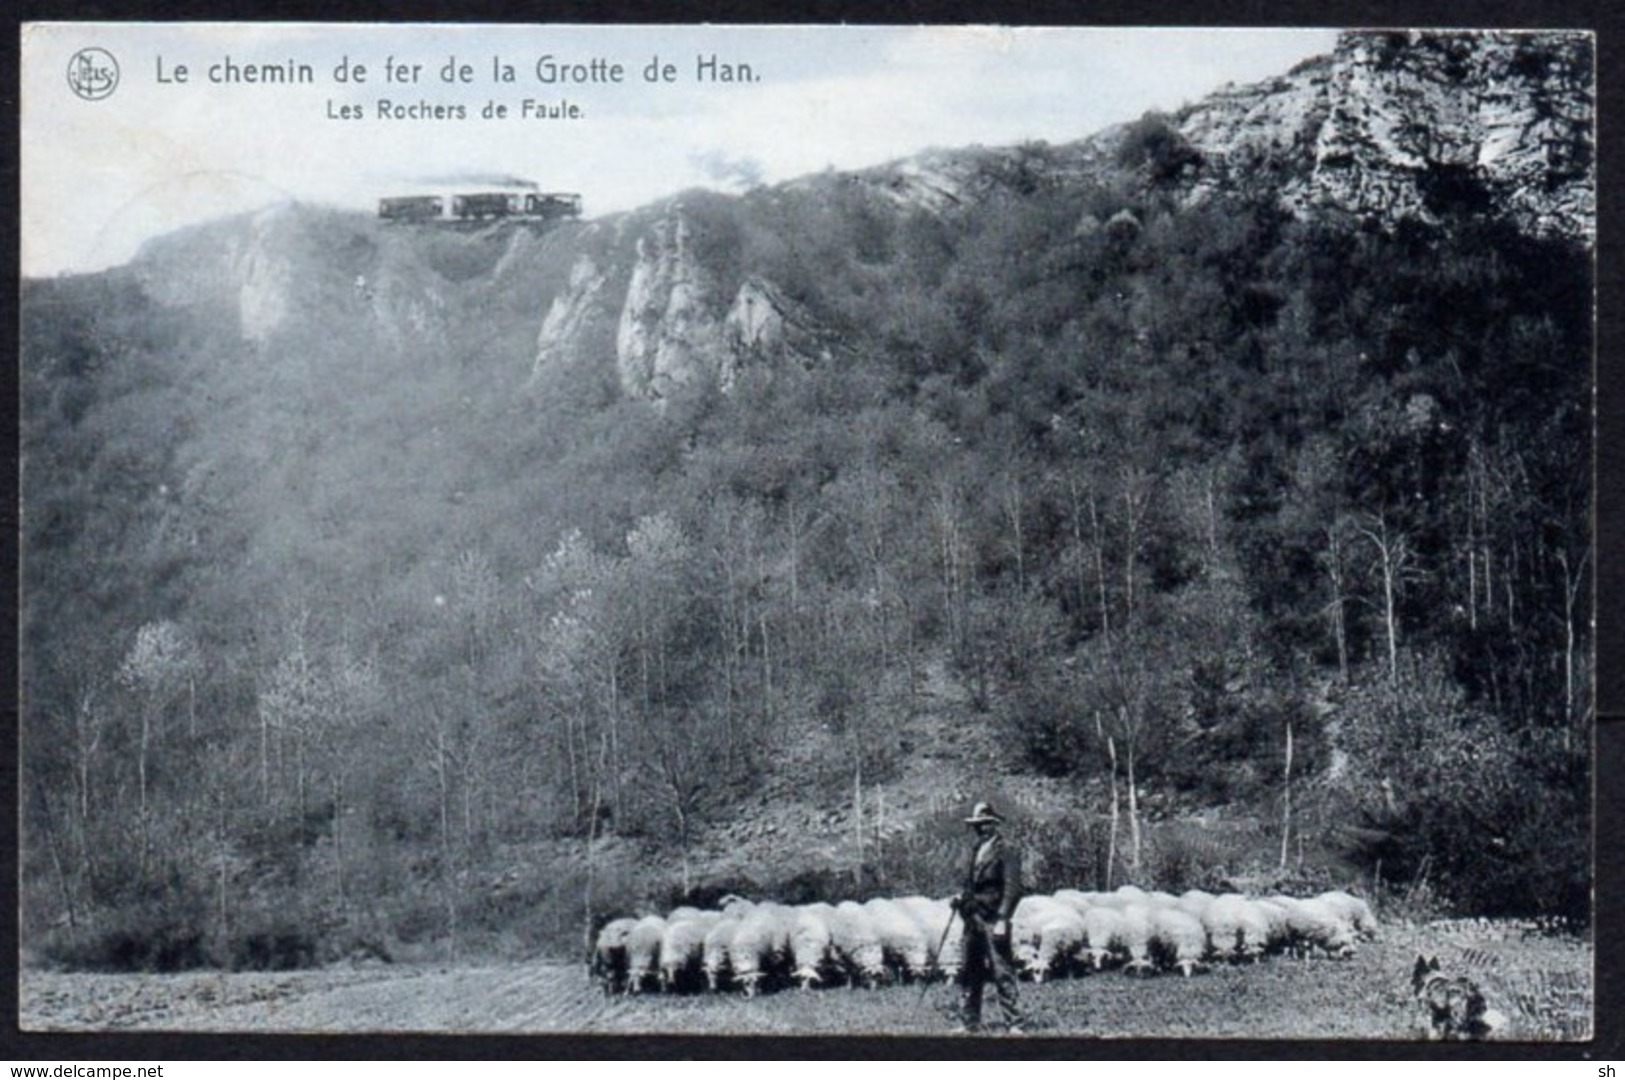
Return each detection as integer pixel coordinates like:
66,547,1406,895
961,833,1021,923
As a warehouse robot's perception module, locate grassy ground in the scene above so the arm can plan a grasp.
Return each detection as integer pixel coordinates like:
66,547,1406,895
19,919,1590,1041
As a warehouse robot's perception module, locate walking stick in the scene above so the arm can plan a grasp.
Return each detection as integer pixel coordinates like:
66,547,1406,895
918,905,960,1007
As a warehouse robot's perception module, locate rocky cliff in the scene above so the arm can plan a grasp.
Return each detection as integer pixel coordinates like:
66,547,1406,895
1175,30,1593,242
614,208,733,397
532,202,832,399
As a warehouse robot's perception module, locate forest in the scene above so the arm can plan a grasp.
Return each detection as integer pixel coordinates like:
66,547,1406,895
18,112,1592,972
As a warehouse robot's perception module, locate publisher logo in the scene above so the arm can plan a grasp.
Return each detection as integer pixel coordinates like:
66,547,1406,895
67,47,120,101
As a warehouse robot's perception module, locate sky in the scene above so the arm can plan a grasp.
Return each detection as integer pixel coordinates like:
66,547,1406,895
21,23,1339,277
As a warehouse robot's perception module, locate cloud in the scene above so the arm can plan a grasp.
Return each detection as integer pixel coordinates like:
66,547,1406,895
410,172,540,190
688,149,765,191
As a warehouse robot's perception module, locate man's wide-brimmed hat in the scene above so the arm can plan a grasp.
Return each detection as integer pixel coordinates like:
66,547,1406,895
964,801,1002,825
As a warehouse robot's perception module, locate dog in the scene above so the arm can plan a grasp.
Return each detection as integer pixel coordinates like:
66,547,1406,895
1411,953,1506,1040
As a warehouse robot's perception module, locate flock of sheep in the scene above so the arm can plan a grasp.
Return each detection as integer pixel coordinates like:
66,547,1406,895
591,885,1379,996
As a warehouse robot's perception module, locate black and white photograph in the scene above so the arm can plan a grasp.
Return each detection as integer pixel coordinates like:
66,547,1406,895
16,22,1597,1042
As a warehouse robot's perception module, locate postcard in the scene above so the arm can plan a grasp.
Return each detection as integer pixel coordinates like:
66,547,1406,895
17,22,1595,1042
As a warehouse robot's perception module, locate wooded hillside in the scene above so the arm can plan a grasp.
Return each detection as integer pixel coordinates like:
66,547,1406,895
20,86,1592,971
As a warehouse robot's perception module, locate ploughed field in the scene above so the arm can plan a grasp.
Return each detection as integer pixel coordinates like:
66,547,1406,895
19,920,1590,1040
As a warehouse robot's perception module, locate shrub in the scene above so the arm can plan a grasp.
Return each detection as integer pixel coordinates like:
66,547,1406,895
1137,819,1281,893
1006,669,1094,778
40,892,209,973
1020,811,1113,894
678,875,765,909
227,918,320,971
779,866,874,905
1333,656,1590,922
1116,113,1204,183
869,812,965,899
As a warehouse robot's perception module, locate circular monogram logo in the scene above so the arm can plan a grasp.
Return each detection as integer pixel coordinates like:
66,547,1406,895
67,47,120,101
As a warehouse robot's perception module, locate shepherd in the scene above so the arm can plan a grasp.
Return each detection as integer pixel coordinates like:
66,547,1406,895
952,801,1026,1034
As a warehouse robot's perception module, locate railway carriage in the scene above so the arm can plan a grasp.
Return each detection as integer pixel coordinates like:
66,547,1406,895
377,189,583,225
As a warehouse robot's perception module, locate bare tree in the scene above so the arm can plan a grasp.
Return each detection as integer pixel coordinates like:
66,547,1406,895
449,548,504,850
1354,514,1422,687
422,701,463,961
1279,719,1294,871
116,620,198,880
1556,547,1589,752
1319,517,1354,685
199,738,253,960
321,647,383,917
1094,709,1120,889
531,530,621,831
257,617,329,822
1086,626,1171,879
642,705,731,896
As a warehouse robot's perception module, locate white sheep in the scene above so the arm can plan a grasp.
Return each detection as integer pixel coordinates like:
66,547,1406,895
1201,894,1273,963
1012,894,1067,932
1052,888,1097,917
789,905,837,989
1149,905,1209,976
1270,895,1356,958
659,911,718,991
894,895,957,976
864,897,934,982
1010,895,1053,976
701,914,742,991
1024,901,1089,982
1176,889,1217,921
729,903,794,995
1010,895,1068,978
1316,890,1379,940
667,905,705,923
1112,884,1150,906
719,895,756,917
624,914,668,994
1116,904,1156,975
892,894,944,934
1250,897,1294,953
1081,905,1129,970
829,901,890,987
591,917,639,996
